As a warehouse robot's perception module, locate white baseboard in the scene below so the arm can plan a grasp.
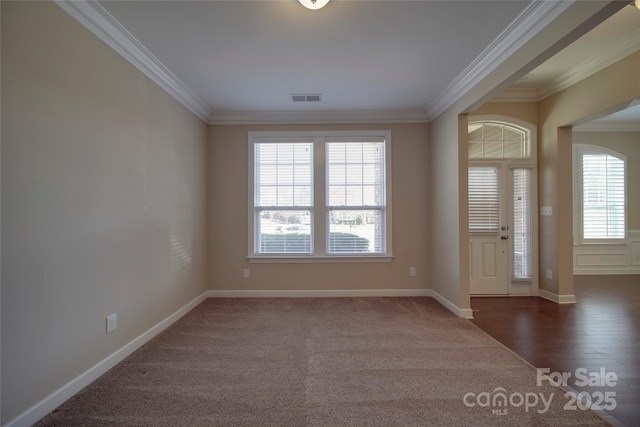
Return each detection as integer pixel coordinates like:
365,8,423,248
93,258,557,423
206,288,473,318
429,290,474,319
472,293,535,297
205,289,432,298
4,292,209,427
539,289,577,304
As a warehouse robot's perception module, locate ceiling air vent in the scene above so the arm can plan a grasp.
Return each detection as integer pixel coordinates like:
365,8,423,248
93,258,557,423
291,94,322,103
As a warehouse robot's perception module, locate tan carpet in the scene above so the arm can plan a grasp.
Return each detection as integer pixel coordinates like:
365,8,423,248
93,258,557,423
37,297,610,426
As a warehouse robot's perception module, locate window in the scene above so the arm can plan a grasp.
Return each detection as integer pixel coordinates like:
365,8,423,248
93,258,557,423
512,168,531,279
468,122,527,159
575,144,626,241
327,141,386,253
249,131,391,260
254,141,313,254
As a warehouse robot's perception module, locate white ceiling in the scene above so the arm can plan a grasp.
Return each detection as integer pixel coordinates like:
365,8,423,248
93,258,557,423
91,0,640,122
98,0,531,117
574,102,640,132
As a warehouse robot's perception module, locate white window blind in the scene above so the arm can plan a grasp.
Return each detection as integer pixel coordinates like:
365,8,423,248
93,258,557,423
326,141,385,253
254,142,313,254
512,168,531,279
469,167,499,232
582,152,625,239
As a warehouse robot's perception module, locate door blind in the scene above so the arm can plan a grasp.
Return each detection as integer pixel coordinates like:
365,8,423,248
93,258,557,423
469,167,499,232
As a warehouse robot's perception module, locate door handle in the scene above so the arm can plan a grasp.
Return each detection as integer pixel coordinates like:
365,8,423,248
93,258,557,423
501,236,509,240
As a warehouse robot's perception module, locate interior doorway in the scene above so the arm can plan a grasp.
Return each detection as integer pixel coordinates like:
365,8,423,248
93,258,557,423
572,100,640,277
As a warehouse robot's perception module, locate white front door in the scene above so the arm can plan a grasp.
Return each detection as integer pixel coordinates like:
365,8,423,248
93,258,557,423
469,164,509,294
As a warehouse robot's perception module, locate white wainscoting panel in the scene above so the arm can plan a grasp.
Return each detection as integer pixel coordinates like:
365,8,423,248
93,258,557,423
573,230,640,274
631,230,640,266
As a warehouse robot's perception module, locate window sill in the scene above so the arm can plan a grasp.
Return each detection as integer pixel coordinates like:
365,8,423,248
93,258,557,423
247,255,394,264
575,239,628,246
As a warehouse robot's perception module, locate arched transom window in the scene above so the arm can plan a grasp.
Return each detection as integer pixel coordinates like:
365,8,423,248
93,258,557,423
468,122,528,159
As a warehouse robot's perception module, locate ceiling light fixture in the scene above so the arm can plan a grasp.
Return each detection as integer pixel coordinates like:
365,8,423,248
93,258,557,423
636,0,640,10
298,0,330,10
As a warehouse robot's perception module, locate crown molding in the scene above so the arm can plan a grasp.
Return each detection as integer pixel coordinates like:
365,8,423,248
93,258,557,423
538,28,640,101
489,87,539,103
425,0,573,121
573,125,640,133
209,110,429,125
54,0,211,122
492,28,639,104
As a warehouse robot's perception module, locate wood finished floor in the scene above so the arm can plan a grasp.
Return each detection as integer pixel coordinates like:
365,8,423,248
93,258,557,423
471,275,640,427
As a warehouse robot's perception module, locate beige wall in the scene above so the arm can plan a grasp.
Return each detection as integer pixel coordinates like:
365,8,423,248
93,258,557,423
470,102,538,128
538,52,640,295
1,2,208,422
428,113,467,309
208,123,429,292
573,131,640,230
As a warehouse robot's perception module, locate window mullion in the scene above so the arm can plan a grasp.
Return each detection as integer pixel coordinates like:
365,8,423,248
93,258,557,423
314,136,326,255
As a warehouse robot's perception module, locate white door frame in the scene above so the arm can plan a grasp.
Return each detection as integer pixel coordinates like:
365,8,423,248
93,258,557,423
468,116,539,296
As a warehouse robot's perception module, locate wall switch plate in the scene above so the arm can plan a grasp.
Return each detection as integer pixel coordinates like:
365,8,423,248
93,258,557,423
541,206,553,216
409,267,416,277
243,268,250,279
106,313,117,333
546,269,553,280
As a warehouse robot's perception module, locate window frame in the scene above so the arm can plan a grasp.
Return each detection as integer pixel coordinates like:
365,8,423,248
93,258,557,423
248,130,393,263
511,166,533,280
573,143,627,245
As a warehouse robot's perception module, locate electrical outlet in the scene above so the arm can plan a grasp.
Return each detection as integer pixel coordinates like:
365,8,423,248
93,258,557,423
106,313,117,333
409,267,416,277
541,206,553,216
546,269,553,280
243,268,250,279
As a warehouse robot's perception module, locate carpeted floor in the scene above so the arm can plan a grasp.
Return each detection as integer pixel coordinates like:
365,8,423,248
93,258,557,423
37,297,610,426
